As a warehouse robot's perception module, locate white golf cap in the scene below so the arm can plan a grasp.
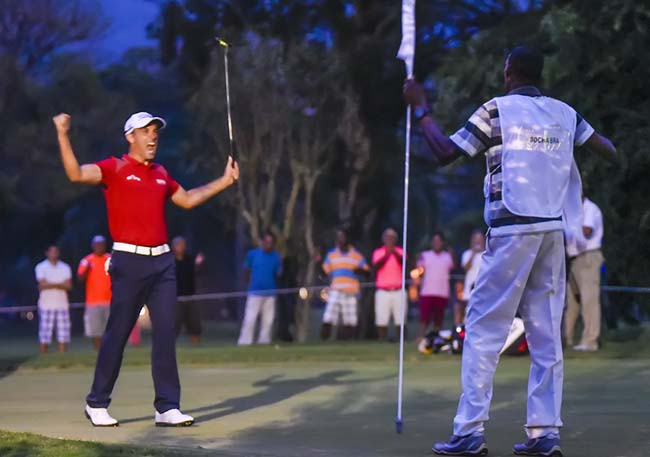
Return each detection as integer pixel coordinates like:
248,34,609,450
91,235,106,244
123,112,167,135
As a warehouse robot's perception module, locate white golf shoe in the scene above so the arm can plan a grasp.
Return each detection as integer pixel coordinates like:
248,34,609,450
155,408,194,427
85,405,119,427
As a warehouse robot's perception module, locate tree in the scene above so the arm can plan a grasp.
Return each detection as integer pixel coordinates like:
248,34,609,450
184,35,371,340
426,0,650,319
151,1,547,250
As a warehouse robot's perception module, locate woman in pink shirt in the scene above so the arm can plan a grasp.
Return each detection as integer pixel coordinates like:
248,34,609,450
416,232,456,339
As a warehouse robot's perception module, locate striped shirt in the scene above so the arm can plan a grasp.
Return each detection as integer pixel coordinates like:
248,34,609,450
323,246,367,295
450,86,595,235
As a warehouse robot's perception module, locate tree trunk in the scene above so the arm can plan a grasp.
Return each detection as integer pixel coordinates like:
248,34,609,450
295,260,316,343
294,173,320,342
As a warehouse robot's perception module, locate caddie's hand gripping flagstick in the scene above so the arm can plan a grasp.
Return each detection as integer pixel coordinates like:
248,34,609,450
215,37,236,165
395,0,416,435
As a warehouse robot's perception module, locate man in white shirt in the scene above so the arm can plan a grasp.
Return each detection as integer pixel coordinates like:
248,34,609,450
564,197,604,351
35,245,72,353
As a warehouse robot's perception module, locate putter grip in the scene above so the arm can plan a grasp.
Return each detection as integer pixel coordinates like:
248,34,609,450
230,139,237,166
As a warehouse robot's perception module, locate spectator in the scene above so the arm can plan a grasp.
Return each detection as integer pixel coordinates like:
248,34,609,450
321,229,370,340
564,196,604,351
456,230,486,326
35,245,72,353
172,236,204,345
372,228,407,341
416,232,455,339
238,231,282,345
128,322,141,347
77,235,112,350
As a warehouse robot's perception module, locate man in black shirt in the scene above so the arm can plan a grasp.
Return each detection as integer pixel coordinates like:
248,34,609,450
277,254,298,342
172,236,204,345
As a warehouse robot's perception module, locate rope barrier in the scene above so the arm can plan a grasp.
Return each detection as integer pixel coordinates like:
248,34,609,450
1,279,649,314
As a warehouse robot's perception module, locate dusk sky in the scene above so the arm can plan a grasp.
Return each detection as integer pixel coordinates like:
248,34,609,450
93,0,159,61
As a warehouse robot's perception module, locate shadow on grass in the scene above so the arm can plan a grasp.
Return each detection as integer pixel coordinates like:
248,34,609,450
0,356,32,381
212,363,650,457
605,325,644,342
121,370,395,425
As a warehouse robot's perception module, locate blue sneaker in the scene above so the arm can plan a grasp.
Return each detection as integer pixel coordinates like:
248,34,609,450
513,433,563,456
432,434,488,456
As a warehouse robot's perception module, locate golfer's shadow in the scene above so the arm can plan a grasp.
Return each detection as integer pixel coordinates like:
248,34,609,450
193,369,388,423
121,369,392,424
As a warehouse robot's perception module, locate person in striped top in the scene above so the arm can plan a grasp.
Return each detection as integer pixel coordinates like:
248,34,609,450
404,46,617,456
320,229,369,340
449,94,595,233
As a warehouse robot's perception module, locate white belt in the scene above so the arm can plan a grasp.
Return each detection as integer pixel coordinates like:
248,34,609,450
113,242,170,256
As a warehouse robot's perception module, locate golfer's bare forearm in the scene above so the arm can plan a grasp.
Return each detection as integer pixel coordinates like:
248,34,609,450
418,116,462,166
175,177,233,209
57,133,102,184
57,133,82,181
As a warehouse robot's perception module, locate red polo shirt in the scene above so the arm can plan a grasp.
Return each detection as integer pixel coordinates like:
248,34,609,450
96,154,180,246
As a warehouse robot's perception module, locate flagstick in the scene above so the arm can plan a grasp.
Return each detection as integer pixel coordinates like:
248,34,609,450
396,0,416,435
395,0,416,434
396,96,412,435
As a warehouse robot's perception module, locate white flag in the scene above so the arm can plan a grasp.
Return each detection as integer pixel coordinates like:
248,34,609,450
397,0,416,78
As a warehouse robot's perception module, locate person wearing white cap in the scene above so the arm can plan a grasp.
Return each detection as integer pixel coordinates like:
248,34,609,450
77,235,112,351
52,110,239,427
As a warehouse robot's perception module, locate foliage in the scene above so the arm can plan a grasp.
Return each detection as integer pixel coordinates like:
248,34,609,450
2,0,649,326
151,0,544,252
186,36,370,254
428,0,650,286
0,1,185,303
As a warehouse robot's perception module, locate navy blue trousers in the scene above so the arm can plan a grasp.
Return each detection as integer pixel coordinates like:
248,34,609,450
86,251,180,413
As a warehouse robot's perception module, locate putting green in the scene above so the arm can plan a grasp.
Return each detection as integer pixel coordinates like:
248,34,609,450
0,338,649,457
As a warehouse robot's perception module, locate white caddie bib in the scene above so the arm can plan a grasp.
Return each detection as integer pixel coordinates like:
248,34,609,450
495,94,577,218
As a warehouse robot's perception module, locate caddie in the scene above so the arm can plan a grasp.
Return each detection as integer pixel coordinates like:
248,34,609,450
403,46,617,456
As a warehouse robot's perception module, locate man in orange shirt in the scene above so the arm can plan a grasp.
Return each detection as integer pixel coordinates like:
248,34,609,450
78,235,112,350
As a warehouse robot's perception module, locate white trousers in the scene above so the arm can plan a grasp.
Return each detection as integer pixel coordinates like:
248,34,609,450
453,230,565,439
238,295,276,345
374,289,407,326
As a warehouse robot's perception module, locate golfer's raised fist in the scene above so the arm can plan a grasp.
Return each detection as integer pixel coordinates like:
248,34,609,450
53,113,71,134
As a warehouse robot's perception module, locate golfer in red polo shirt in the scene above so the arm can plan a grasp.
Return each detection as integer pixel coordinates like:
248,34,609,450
53,111,239,427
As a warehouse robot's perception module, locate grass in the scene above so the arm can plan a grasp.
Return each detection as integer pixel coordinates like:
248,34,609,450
0,325,648,457
0,430,196,457
0,323,647,372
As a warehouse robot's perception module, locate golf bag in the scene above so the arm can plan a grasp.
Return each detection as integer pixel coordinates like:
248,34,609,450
418,317,528,356
418,325,465,355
